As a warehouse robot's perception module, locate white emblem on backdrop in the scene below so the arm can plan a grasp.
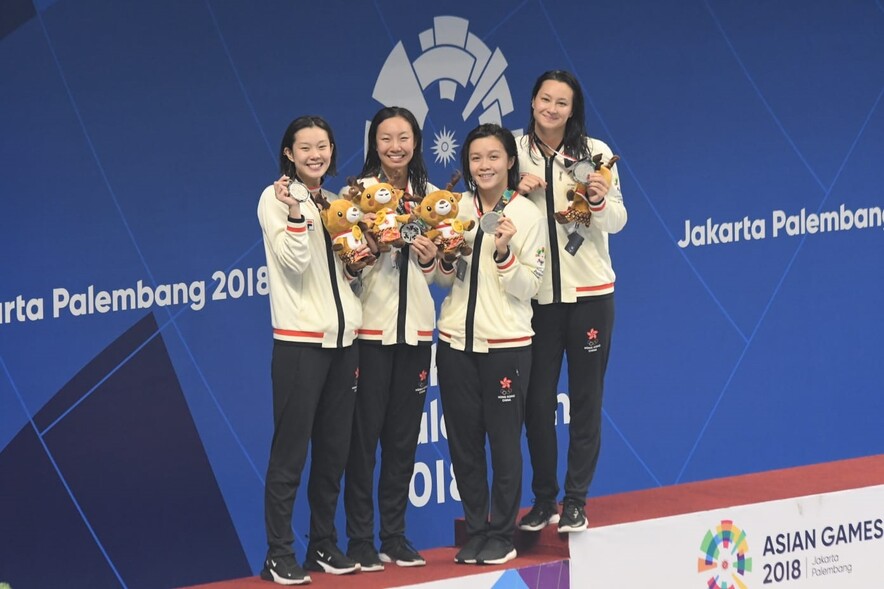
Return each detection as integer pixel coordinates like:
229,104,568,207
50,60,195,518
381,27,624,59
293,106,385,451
367,16,520,168
432,127,459,166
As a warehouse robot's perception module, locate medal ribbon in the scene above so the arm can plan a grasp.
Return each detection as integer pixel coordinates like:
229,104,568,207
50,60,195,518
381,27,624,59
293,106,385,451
475,189,516,217
533,135,580,163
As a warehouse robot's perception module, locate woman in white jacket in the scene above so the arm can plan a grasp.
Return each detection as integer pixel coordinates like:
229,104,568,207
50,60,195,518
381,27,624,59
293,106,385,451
436,123,546,566
342,107,439,572
257,115,364,584
516,70,627,535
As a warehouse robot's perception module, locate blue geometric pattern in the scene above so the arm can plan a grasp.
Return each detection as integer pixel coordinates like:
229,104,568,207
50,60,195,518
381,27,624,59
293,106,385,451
0,314,250,588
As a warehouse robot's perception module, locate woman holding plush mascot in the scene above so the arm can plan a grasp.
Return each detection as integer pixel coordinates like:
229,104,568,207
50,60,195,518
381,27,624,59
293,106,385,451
257,115,365,585
436,123,547,566
516,70,627,536
341,106,439,572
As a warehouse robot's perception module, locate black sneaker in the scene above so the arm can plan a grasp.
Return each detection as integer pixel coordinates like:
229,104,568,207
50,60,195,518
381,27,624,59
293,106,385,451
557,500,587,533
454,534,486,564
476,537,517,565
379,536,426,567
347,541,384,572
518,501,560,531
304,541,361,575
260,554,312,585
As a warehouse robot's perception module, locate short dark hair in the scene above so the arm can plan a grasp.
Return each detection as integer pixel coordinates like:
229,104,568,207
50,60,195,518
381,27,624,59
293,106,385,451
527,70,590,161
460,123,520,193
359,106,429,197
278,115,338,181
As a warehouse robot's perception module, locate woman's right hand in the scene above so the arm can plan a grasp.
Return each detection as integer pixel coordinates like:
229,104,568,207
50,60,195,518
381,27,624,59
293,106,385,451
274,175,300,215
517,172,546,195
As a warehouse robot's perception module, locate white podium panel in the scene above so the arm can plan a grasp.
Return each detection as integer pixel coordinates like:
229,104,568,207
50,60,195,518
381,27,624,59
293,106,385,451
572,485,884,588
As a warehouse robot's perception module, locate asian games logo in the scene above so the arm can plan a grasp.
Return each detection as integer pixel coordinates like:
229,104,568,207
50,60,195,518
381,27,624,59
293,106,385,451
698,520,753,589
367,16,520,174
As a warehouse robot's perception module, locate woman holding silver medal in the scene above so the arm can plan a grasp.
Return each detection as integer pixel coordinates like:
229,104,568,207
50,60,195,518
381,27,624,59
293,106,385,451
257,116,369,584
340,106,439,572
516,70,627,535
435,123,546,566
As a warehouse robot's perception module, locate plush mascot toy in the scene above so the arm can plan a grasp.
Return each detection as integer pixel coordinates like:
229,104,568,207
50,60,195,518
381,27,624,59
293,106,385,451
346,177,406,253
403,172,475,262
320,197,376,270
555,154,620,226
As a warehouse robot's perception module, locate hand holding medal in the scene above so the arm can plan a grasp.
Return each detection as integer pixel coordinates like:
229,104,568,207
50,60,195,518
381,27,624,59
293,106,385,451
571,154,620,202
480,211,516,258
287,179,311,203
273,175,299,208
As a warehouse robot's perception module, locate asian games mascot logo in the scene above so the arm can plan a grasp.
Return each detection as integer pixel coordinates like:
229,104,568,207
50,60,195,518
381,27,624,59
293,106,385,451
367,16,520,172
698,520,753,589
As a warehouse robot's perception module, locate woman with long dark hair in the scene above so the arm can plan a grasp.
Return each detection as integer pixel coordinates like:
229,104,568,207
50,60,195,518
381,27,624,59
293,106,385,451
516,70,627,534
341,106,439,571
357,106,430,197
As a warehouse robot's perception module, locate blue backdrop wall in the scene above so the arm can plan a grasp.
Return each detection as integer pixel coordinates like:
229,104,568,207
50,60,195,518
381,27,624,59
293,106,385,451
1,1,882,587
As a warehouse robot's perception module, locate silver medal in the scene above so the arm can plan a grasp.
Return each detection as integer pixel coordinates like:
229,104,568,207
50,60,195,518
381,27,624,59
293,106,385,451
400,222,421,244
480,211,501,234
288,181,310,203
569,160,596,183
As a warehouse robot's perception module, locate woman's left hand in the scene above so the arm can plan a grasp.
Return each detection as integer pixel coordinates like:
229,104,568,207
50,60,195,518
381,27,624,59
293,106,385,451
586,172,610,202
494,216,517,256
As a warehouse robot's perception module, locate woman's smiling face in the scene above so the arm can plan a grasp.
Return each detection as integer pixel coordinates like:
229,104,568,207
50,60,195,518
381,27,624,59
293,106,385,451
531,79,574,139
375,115,415,180
285,126,333,186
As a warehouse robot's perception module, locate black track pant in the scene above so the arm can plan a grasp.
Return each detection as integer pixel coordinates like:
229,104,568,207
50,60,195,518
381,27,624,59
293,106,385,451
524,295,614,505
437,342,530,541
344,342,430,547
264,341,359,558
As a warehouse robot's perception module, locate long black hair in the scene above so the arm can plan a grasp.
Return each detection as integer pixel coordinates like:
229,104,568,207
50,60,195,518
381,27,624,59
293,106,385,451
526,70,590,161
359,106,429,197
460,123,520,194
278,115,338,181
